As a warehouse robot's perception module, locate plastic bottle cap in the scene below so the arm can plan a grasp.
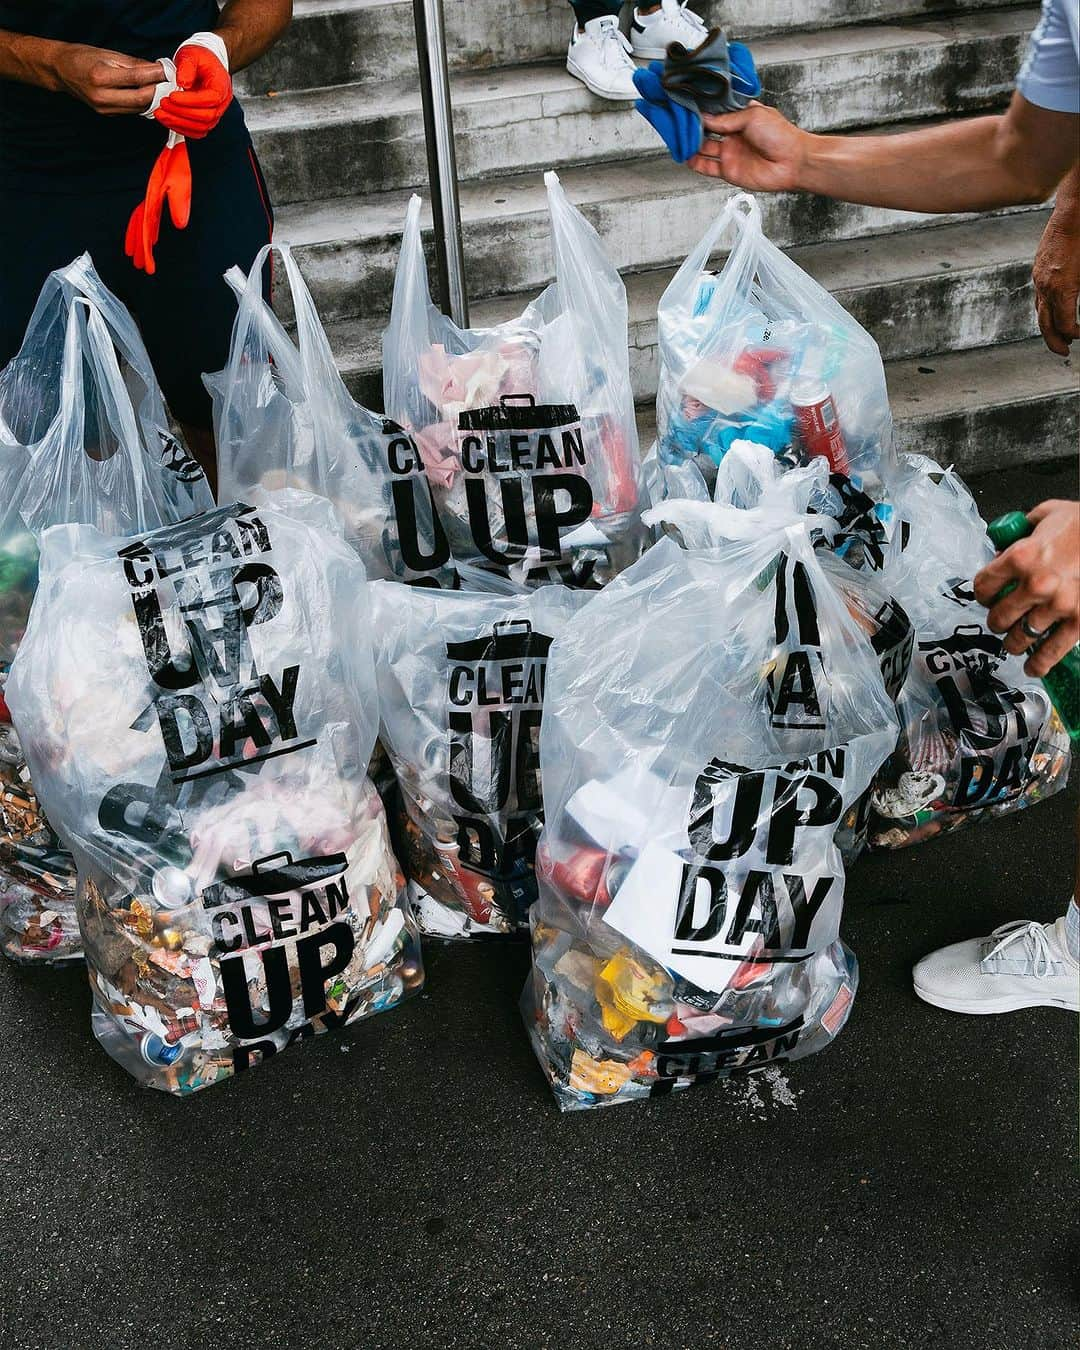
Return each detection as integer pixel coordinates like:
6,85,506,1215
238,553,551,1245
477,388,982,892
987,510,1031,550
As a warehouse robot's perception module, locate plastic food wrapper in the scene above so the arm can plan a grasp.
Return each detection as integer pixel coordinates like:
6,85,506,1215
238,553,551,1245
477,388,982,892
860,456,1070,849
646,194,894,508
372,578,590,937
383,172,645,587
0,256,213,965
522,506,899,1110
6,491,422,1092
210,244,456,586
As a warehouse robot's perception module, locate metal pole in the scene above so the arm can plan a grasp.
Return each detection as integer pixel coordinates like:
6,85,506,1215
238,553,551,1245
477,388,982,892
412,0,469,327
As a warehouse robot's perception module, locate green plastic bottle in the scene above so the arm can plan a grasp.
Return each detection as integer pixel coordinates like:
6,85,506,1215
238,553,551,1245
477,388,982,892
986,510,1080,741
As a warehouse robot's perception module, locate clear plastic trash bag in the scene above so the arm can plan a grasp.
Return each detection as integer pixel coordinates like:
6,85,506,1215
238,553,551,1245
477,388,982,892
860,456,1070,849
209,244,457,586
0,257,213,966
701,442,914,861
383,172,645,587
6,491,422,1092
646,193,894,506
523,507,899,1110
372,578,590,937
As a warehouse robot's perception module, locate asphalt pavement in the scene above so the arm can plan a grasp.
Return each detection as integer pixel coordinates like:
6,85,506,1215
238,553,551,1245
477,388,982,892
0,458,1076,1350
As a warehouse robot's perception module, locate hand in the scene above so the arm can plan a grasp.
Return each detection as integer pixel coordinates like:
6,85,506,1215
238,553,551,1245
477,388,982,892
124,141,192,275
974,499,1080,678
1032,204,1080,356
687,102,810,192
52,43,164,115
154,42,232,139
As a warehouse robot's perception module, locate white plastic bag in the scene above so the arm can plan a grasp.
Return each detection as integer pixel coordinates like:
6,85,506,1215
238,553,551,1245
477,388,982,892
862,456,1069,848
210,244,456,585
6,491,422,1092
667,446,915,862
648,194,894,505
383,173,644,586
372,578,590,937
523,507,899,1110
0,257,213,965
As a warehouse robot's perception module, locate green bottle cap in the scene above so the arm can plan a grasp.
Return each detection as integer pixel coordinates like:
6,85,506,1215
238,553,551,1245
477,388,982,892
987,510,1032,551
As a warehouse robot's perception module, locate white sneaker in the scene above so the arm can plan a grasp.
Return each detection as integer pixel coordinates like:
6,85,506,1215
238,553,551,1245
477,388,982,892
913,918,1080,1015
629,0,708,60
567,16,639,100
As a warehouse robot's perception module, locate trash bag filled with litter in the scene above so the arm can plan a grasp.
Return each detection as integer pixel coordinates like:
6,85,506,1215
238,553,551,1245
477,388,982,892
705,442,914,860
6,492,422,1092
0,255,212,965
211,244,457,587
647,193,894,507
383,172,645,588
523,502,899,1110
862,456,1070,849
373,578,590,937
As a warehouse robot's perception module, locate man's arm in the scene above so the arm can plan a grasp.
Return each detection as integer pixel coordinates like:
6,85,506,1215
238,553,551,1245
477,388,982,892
1032,162,1080,354
0,29,163,114
213,0,293,73
689,92,1079,213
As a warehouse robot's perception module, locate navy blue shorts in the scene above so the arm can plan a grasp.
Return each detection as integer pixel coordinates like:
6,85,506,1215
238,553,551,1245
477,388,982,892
0,122,274,431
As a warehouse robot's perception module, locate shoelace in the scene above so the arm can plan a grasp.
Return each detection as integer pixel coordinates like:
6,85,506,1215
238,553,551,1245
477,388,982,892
985,920,1058,977
668,0,708,32
595,20,634,67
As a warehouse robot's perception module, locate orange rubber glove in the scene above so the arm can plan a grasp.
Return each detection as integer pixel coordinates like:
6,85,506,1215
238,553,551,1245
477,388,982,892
124,139,192,275
155,37,233,139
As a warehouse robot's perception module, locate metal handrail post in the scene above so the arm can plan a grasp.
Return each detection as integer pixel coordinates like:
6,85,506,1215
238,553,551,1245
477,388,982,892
412,0,470,327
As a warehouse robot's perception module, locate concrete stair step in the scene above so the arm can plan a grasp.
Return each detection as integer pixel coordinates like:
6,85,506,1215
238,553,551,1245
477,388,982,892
238,0,1026,92
272,149,1043,323
244,8,1034,203
313,211,1052,408
885,341,1078,472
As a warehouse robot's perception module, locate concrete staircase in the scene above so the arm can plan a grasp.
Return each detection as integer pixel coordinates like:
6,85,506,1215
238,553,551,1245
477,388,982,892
236,0,1078,477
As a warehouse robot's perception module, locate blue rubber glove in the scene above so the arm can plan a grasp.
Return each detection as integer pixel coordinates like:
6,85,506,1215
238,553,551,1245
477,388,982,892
633,63,703,164
727,41,762,103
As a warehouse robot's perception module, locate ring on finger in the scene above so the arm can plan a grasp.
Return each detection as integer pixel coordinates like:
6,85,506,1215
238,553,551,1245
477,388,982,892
1020,616,1049,642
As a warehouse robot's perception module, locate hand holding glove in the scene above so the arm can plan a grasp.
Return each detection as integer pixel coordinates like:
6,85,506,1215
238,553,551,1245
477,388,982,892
154,32,232,139
125,33,229,273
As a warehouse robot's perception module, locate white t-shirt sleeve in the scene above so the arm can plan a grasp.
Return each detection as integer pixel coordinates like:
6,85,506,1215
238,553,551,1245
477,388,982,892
1016,0,1080,113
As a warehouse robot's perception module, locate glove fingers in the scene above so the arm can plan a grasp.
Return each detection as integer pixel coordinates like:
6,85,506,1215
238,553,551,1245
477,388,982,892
173,48,201,88
166,142,193,231
159,89,225,111
124,202,143,262
154,109,213,138
142,152,171,276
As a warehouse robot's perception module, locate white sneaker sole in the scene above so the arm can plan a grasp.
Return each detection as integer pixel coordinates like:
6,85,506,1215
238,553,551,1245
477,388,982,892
913,982,1080,1015
630,42,672,59
566,57,639,101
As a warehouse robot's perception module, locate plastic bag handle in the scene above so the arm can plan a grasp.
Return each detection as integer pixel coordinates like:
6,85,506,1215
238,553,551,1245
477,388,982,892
500,394,536,408
386,194,435,347
223,247,307,393
274,243,352,397
666,192,762,312
251,851,295,872
68,300,150,506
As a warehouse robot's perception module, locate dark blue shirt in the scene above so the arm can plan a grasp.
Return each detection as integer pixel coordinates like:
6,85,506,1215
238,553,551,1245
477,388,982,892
0,2,245,190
